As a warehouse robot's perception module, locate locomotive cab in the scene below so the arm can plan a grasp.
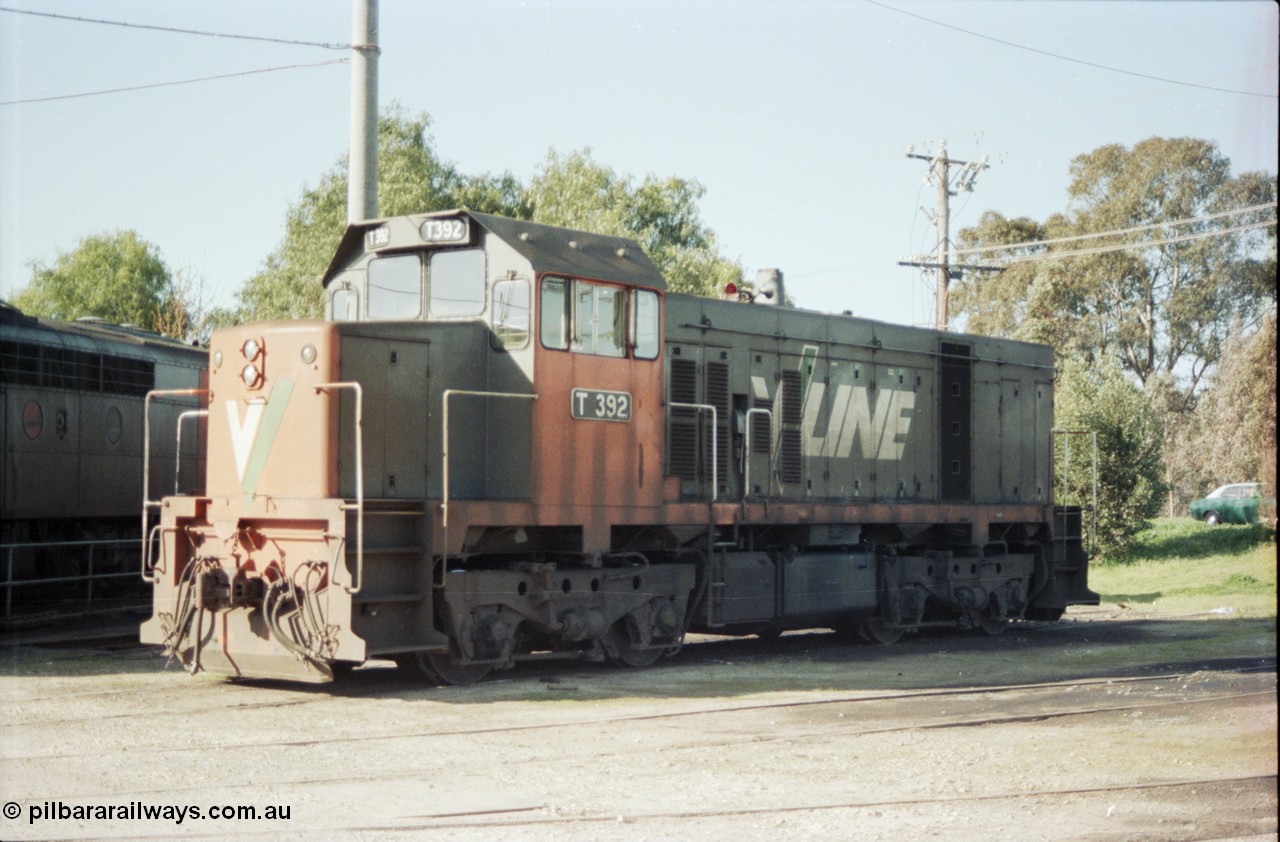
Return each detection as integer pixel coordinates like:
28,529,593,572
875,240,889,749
320,210,673,548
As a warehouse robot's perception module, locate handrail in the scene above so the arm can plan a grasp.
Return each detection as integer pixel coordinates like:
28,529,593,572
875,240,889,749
316,382,364,594
1052,427,1098,558
174,409,208,494
669,401,718,502
441,389,538,559
742,407,773,502
142,388,207,583
143,523,168,584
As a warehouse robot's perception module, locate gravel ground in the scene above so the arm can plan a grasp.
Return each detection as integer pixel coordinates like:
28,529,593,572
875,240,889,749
1,607,1275,841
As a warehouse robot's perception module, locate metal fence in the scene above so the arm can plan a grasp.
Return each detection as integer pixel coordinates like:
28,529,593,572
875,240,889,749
1,538,140,620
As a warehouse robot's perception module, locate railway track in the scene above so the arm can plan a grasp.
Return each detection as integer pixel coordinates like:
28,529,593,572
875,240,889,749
4,626,1274,738
7,662,1273,764
4,617,1274,841
395,774,1280,829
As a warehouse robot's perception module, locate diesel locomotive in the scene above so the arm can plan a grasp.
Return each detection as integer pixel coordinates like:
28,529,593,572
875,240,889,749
1,303,206,620
142,210,1098,682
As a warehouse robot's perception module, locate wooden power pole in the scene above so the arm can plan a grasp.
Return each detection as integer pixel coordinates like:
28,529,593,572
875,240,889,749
901,141,989,331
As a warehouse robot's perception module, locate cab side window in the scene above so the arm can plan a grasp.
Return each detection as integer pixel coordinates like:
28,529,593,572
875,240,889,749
492,278,530,349
540,277,659,359
572,282,626,357
327,271,361,322
632,289,659,359
541,278,569,350
331,287,359,322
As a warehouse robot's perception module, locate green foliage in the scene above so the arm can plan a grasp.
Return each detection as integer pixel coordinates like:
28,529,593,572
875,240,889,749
956,137,1277,395
1055,358,1167,559
956,137,1277,541
1167,313,1278,506
13,230,173,330
13,230,225,344
527,148,740,296
238,105,528,321
237,111,738,320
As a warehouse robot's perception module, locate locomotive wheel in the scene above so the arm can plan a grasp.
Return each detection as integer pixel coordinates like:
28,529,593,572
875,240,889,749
604,621,664,668
394,652,439,683
979,612,1009,635
424,651,492,686
860,618,904,645
395,650,492,685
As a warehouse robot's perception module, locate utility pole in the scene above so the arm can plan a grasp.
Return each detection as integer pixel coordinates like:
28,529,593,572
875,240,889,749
347,0,379,224
900,141,989,331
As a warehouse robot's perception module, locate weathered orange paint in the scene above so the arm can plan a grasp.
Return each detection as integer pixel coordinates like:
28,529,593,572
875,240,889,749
205,322,339,501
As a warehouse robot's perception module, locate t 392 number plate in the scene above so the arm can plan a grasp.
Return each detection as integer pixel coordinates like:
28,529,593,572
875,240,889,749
571,388,631,422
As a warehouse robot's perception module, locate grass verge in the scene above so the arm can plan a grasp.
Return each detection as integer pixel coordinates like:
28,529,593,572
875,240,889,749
1090,518,1276,618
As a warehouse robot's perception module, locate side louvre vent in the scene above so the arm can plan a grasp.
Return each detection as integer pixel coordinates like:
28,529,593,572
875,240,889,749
668,358,699,479
778,368,803,485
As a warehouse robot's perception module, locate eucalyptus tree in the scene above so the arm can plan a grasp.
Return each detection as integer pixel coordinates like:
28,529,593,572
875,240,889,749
526,148,740,297
10,230,208,340
238,105,525,321
955,137,1276,397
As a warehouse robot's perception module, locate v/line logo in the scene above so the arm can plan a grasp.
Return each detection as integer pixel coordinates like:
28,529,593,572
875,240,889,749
801,381,916,461
223,378,295,497
226,400,266,482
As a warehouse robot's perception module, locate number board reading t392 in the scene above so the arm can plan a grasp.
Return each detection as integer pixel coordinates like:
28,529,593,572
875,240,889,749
419,217,470,245
571,388,632,422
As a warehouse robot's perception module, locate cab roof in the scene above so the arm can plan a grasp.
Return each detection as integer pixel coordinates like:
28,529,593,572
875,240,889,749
322,209,667,291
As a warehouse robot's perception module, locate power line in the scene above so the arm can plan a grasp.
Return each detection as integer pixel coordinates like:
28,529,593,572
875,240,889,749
950,202,1280,259
0,59,350,106
865,0,1278,100
799,207,1278,282
0,5,351,50
998,220,1277,264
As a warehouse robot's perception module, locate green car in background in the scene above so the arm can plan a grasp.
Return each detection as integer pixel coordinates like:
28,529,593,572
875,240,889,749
1188,483,1271,525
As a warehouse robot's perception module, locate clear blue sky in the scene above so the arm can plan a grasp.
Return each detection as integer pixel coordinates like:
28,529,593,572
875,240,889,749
2,0,1276,328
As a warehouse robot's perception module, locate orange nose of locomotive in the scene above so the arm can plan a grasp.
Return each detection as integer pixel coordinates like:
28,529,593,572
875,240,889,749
142,321,358,682
206,322,340,501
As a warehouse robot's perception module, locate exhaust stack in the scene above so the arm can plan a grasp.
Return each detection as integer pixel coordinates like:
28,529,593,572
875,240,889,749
753,268,784,306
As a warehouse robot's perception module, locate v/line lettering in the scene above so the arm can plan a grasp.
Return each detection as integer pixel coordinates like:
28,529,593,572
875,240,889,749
802,382,916,461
